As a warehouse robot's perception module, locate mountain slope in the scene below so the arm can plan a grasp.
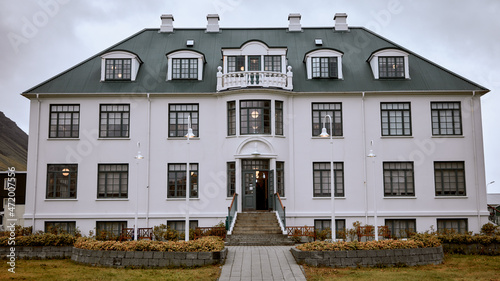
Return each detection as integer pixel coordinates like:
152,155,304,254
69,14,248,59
0,111,28,171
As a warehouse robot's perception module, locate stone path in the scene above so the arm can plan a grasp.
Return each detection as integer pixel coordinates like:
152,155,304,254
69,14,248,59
218,246,307,281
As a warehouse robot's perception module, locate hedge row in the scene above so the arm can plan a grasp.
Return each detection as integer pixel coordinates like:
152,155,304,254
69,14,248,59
74,236,225,252
0,233,77,247
297,234,441,251
437,234,500,245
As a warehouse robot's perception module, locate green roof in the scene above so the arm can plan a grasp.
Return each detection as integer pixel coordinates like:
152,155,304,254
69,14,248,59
23,27,488,94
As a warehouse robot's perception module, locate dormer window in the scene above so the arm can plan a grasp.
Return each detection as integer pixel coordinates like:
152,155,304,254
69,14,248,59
166,50,205,81
105,59,131,80
378,56,404,78
368,49,410,79
304,49,343,80
100,51,142,82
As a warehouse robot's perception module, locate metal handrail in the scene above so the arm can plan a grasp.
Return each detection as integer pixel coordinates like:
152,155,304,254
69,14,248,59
274,193,286,228
227,193,238,231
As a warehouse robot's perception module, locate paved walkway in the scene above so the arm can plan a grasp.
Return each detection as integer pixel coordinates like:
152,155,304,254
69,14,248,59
218,246,307,281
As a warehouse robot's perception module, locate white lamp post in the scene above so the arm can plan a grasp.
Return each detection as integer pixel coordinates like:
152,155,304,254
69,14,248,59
185,115,195,241
134,142,144,241
319,114,336,241
366,141,378,241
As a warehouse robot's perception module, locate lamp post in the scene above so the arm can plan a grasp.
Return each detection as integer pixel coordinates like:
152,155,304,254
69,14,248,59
366,141,378,241
185,115,195,241
134,142,144,241
319,115,336,241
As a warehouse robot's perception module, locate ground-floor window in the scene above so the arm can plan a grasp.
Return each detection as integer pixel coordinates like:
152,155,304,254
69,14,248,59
45,221,76,235
314,219,346,239
227,162,236,197
96,221,127,239
385,219,416,238
437,218,468,234
276,161,285,197
167,220,198,239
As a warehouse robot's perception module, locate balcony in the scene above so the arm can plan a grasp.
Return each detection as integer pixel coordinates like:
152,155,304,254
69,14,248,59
217,66,293,92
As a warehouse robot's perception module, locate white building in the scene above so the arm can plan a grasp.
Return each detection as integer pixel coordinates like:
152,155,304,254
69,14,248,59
22,13,490,238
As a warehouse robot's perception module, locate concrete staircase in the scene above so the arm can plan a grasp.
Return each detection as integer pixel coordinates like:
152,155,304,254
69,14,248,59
226,212,294,246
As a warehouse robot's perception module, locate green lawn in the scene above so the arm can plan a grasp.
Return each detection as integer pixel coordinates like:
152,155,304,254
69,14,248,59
0,259,221,281
303,254,500,281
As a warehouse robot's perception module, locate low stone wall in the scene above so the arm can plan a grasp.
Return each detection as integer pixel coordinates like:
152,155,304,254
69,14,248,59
0,246,73,259
71,247,228,268
443,243,500,255
291,246,443,268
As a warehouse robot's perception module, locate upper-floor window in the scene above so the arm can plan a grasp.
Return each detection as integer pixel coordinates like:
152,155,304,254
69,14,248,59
378,57,404,78
46,164,77,199
240,100,270,135
167,163,198,198
169,104,199,137
312,57,338,78
265,56,282,72
172,58,198,79
434,161,466,196
166,50,205,81
97,164,128,198
100,51,142,82
227,101,236,136
99,104,130,138
380,102,412,136
275,101,284,135
313,162,344,197
305,49,343,80
368,49,410,79
383,162,414,196
49,104,79,138
431,102,462,135
228,56,245,72
312,103,342,137
222,41,287,74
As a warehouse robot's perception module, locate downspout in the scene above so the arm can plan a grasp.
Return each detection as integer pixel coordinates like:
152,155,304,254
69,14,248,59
470,91,481,230
32,94,41,230
146,93,151,227
362,92,368,224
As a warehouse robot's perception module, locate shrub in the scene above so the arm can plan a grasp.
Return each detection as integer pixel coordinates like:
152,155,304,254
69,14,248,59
74,236,224,252
153,224,179,241
316,227,331,241
0,225,33,237
480,223,499,236
0,233,77,247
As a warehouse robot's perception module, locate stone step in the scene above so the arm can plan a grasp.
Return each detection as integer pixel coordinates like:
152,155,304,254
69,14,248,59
225,234,294,246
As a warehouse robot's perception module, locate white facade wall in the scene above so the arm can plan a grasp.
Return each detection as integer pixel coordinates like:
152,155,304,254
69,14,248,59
24,91,489,234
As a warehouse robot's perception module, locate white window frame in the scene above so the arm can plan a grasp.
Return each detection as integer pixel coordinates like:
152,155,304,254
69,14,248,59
368,49,410,79
166,50,205,81
100,51,142,82
221,41,287,74
304,49,343,80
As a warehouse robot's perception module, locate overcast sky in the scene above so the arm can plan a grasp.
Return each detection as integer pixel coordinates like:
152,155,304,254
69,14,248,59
0,0,499,192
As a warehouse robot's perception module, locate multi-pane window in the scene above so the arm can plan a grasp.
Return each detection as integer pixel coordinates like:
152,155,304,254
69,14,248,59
312,57,338,78
313,162,344,197
45,221,76,234
276,161,285,197
105,59,131,80
275,101,284,135
227,162,236,197
240,100,270,135
168,163,198,198
96,221,127,238
434,162,466,196
227,101,236,136
264,56,281,72
169,104,199,137
99,104,130,138
378,56,404,78
385,219,416,238
314,219,346,239
167,220,198,238
437,219,468,234
227,56,245,72
383,162,415,196
248,56,261,71
172,58,198,79
312,103,342,137
46,164,77,199
49,105,80,138
380,102,411,136
431,102,462,135
97,164,128,198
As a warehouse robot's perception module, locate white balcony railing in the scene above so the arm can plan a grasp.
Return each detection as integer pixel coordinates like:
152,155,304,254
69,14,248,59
216,66,293,91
